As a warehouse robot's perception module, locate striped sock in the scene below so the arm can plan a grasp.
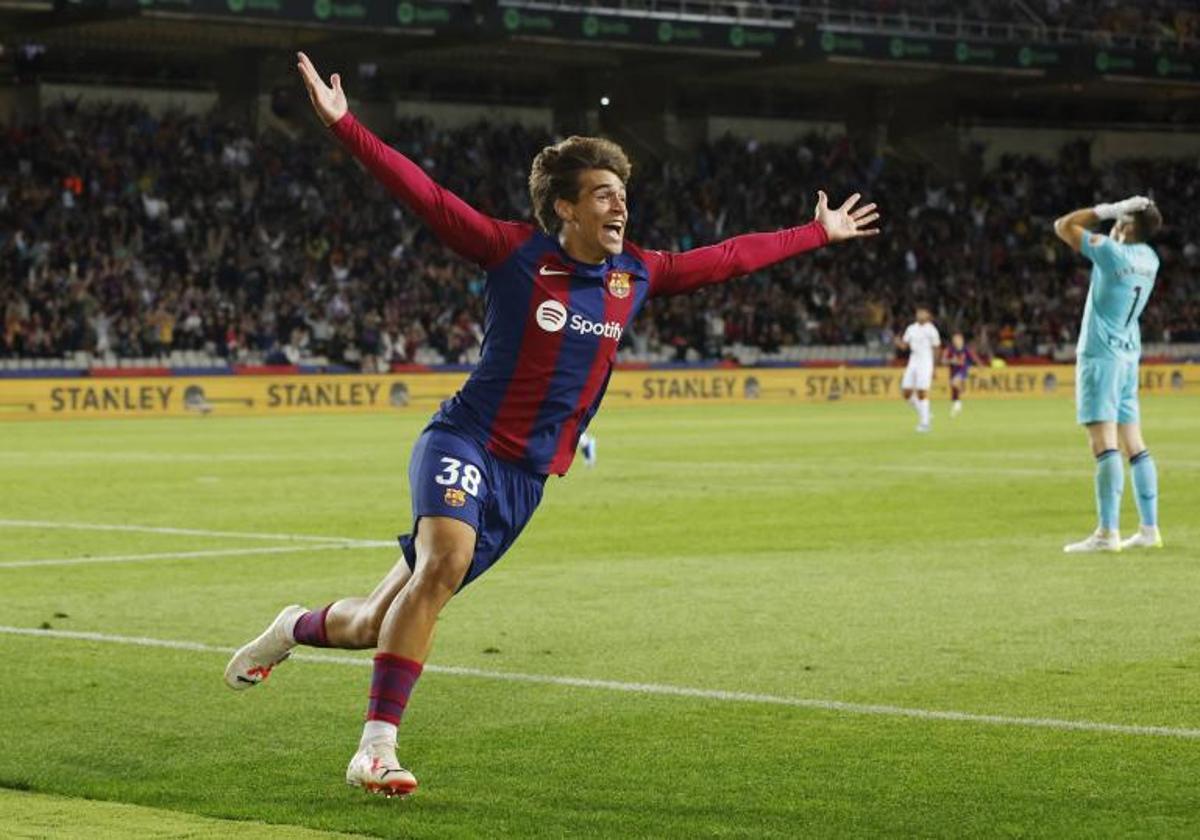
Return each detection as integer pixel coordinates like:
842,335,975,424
1129,450,1158,528
1094,449,1123,531
292,605,332,647
366,653,424,726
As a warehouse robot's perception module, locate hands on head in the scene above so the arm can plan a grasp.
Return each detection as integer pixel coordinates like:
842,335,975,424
296,51,348,127
815,191,881,244
1094,195,1152,221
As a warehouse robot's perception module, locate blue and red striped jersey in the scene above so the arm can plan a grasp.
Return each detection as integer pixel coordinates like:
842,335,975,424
943,347,983,374
332,113,828,475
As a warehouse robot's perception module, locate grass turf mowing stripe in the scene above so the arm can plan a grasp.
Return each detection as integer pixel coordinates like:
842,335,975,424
0,519,394,547
4,624,1199,741
0,789,372,839
0,543,372,570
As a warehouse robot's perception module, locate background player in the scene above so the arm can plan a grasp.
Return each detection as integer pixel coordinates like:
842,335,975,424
224,52,880,798
942,332,985,417
1053,195,1163,553
896,307,941,432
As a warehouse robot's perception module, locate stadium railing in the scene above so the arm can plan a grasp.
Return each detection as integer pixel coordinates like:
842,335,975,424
500,0,1200,51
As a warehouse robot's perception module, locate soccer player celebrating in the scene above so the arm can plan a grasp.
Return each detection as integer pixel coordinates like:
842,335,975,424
223,52,881,797
1053,195,1162,553
895,307,940,432
942,331,985,417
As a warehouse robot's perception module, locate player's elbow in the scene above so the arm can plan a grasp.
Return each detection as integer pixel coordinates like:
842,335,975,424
1053,217,1082,251
1052,215,1070,242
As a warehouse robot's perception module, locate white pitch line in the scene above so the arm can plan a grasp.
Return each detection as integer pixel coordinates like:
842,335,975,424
627,459,1084,477
0,542,373,570
1,625,1198,741
0,519,394,548
0,452,311,463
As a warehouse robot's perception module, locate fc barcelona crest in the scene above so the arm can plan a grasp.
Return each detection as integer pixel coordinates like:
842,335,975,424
606,271,631,299
443,488,467,508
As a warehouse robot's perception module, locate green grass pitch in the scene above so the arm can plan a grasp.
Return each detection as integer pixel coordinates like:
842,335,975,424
2,396,1199,838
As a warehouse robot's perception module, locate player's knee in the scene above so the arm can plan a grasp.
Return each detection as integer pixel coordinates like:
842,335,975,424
411,548,472,601
1119,430,1146,455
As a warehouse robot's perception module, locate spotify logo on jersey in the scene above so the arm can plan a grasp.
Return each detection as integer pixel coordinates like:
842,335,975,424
536,300,568,332
535,299,623,339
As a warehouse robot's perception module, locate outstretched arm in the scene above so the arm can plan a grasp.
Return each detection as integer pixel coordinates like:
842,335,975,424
296,52,527,268
639,192,879,298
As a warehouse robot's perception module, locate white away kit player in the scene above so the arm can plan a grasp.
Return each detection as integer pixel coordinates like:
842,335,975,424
897,307,940,432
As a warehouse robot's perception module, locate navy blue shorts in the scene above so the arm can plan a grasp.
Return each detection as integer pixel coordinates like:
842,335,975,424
397,423,546,589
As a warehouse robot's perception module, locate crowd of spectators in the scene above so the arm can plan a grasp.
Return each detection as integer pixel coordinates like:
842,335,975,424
630,132,1198,361
1033,0,1200,43
2,99,1197,369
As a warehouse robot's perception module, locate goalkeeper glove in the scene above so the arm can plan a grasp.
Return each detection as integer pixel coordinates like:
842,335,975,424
1094,196,1152,221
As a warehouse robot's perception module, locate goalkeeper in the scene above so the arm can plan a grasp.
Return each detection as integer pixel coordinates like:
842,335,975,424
1053,195,1164,553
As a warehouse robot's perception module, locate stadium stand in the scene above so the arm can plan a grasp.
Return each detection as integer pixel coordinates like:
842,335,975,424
2,98,1197,370
3,0,1200,372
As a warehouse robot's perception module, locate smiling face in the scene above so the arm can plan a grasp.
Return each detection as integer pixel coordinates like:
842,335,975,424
555,168,628,263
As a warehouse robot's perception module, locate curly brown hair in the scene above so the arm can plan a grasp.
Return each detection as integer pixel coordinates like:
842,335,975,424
528,136,632,234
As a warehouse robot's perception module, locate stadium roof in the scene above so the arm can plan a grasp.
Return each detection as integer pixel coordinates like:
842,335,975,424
3,0,1198,127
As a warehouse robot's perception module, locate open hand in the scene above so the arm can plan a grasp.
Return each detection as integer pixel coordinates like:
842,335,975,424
815,191,880,243
296,51,347,127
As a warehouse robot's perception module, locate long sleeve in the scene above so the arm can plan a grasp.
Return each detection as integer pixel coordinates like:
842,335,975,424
329,112,531,269
631,221,829,298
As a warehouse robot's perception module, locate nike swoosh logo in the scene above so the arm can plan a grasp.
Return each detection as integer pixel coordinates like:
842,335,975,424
539,266,570,276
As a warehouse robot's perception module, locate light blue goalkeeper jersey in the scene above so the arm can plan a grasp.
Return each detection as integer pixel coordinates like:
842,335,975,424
1077,232,1159,363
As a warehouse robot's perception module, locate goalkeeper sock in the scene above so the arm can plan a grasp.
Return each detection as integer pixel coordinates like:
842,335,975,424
1094,449,1123,531
1129,450,1158,528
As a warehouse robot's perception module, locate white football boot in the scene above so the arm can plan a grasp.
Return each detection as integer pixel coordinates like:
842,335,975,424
1063,529,1122,554
951,400,963,418
223,604,305,690
346,741,418,798
915,423,931,433
1120,527,1164,550
580,434,597,468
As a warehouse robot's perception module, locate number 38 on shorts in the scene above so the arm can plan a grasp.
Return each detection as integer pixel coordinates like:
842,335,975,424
435,457,482,506
404,425,498,526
